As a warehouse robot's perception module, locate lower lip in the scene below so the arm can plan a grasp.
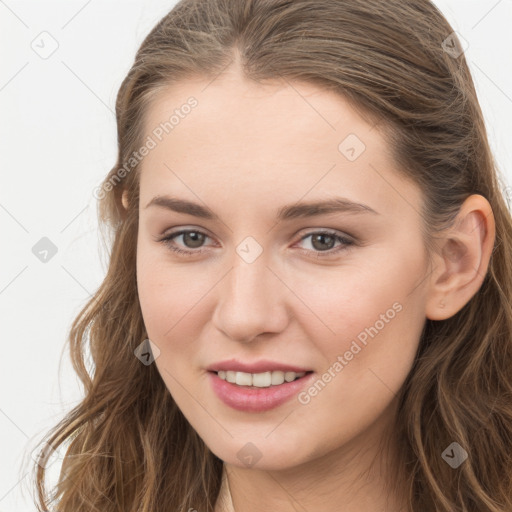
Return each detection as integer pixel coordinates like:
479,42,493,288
208,371,315,412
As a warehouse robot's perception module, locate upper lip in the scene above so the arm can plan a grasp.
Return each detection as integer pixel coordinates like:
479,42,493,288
206,359,312,374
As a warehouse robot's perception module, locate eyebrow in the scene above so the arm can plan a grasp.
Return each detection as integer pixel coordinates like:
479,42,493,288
145,195,379,220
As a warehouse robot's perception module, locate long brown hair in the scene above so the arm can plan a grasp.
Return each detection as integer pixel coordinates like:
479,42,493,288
28,0,512,510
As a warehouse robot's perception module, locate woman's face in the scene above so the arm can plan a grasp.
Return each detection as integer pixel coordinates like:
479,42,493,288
135,69,430,470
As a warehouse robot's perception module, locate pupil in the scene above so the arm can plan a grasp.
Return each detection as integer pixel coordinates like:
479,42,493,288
312,234,334,251
184,232,204,248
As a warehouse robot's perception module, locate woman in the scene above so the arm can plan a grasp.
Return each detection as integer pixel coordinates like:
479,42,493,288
31,0,512,510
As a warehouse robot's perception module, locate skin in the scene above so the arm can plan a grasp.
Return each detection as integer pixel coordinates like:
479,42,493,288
130,63,495,512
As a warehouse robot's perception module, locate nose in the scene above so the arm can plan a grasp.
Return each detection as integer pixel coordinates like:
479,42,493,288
211,252,290,343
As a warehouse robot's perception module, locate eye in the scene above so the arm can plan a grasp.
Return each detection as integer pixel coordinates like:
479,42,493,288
158,229,213,256
294,230,355,258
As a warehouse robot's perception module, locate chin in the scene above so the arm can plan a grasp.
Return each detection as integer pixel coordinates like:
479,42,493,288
206,435,315,472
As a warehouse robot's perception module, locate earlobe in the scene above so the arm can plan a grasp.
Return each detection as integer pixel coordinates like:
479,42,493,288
122,190,129,210
425,194,495,321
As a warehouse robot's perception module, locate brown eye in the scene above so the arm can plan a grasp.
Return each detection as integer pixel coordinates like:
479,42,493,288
159,229,212,256
310,233,336,251
296,230,355,258
181,231,206,248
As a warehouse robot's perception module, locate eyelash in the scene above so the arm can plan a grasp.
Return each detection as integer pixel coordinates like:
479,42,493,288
158,228,355,259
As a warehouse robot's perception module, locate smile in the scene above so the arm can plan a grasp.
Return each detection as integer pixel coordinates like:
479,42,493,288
216,370,308,387
208,370,315,412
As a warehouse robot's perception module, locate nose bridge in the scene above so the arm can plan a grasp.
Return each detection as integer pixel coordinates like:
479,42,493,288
212,245,288,342
230,250,270,303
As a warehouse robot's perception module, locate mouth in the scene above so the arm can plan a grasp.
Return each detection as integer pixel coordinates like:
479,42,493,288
210,369,314,388
207,370,316,412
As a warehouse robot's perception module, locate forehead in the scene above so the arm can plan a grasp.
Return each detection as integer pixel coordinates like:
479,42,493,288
143,73,376,151
138,72,421,220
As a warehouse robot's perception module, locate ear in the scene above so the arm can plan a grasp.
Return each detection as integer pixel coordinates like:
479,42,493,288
425,194,495,320
121,190,129,210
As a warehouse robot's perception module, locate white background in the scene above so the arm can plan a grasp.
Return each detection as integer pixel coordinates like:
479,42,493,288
1,0,511,509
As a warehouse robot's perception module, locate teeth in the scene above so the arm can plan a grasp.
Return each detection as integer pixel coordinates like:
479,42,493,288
236,371,252,386
217,370,307,387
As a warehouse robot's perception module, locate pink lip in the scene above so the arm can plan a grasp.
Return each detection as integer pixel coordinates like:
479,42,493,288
206,358,312,373
208,371,315,412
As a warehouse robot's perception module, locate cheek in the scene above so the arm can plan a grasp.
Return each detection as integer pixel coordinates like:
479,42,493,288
296,299,422,442
136,244,207,338
136,250,205,395
290,247,426,376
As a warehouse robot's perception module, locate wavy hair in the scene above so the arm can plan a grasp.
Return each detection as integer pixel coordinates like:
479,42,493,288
29,0,512,510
